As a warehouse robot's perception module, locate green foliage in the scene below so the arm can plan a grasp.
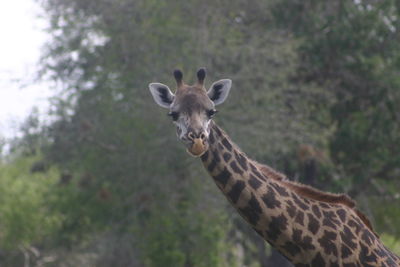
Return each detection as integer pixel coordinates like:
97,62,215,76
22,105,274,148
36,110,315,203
138,206,228,267
273,0,400,184
45,176,115,245
381,233,400,256
0,156,60,249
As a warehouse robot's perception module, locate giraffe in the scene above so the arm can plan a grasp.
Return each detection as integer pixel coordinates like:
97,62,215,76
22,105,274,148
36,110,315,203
148,68,400,266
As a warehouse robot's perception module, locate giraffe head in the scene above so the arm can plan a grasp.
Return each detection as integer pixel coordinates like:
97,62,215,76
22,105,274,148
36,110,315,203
149,68,232,157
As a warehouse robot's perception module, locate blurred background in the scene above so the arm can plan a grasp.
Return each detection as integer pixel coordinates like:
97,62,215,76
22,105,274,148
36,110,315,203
1,0,400,266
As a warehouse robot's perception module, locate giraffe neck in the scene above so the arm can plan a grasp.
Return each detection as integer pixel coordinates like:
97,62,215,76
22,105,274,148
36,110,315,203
200,121,296,260
200,121,400,266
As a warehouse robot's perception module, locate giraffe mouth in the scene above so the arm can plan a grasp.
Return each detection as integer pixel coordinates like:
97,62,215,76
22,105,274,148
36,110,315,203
186,138,208,157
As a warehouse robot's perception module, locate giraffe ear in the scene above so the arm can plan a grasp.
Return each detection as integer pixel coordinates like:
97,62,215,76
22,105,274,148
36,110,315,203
149,83,175,108
207,79,232,105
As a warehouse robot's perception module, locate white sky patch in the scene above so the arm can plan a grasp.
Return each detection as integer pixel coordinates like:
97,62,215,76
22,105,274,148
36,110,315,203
0,0,53,139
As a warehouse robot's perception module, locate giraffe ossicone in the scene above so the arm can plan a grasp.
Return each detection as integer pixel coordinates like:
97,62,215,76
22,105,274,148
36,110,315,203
149,68,400,266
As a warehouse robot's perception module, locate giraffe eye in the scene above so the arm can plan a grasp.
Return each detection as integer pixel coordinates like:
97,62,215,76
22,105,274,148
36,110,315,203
168,111,179,121
207,109,217,118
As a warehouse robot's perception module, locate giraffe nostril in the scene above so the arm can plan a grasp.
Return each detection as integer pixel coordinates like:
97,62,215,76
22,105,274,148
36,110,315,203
200,133,206,140
188,132,195,140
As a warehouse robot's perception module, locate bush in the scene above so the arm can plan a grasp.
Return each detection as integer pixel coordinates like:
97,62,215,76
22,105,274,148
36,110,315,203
0,156,61,250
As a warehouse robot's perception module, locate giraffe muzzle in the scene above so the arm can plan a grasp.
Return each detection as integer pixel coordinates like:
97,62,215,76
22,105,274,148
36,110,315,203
186,138,207,157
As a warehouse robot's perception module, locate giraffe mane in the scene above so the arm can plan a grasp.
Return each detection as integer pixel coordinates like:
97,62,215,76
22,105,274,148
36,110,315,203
259,165,287,181
284,181,378,237
283,181,356,207
257,163,378,236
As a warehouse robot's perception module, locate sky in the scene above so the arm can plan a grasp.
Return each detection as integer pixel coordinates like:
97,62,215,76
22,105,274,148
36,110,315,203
0,0,53,139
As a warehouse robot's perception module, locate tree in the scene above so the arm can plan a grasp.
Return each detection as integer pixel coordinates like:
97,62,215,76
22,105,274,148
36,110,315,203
273,0,400,236
32,0,400,265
